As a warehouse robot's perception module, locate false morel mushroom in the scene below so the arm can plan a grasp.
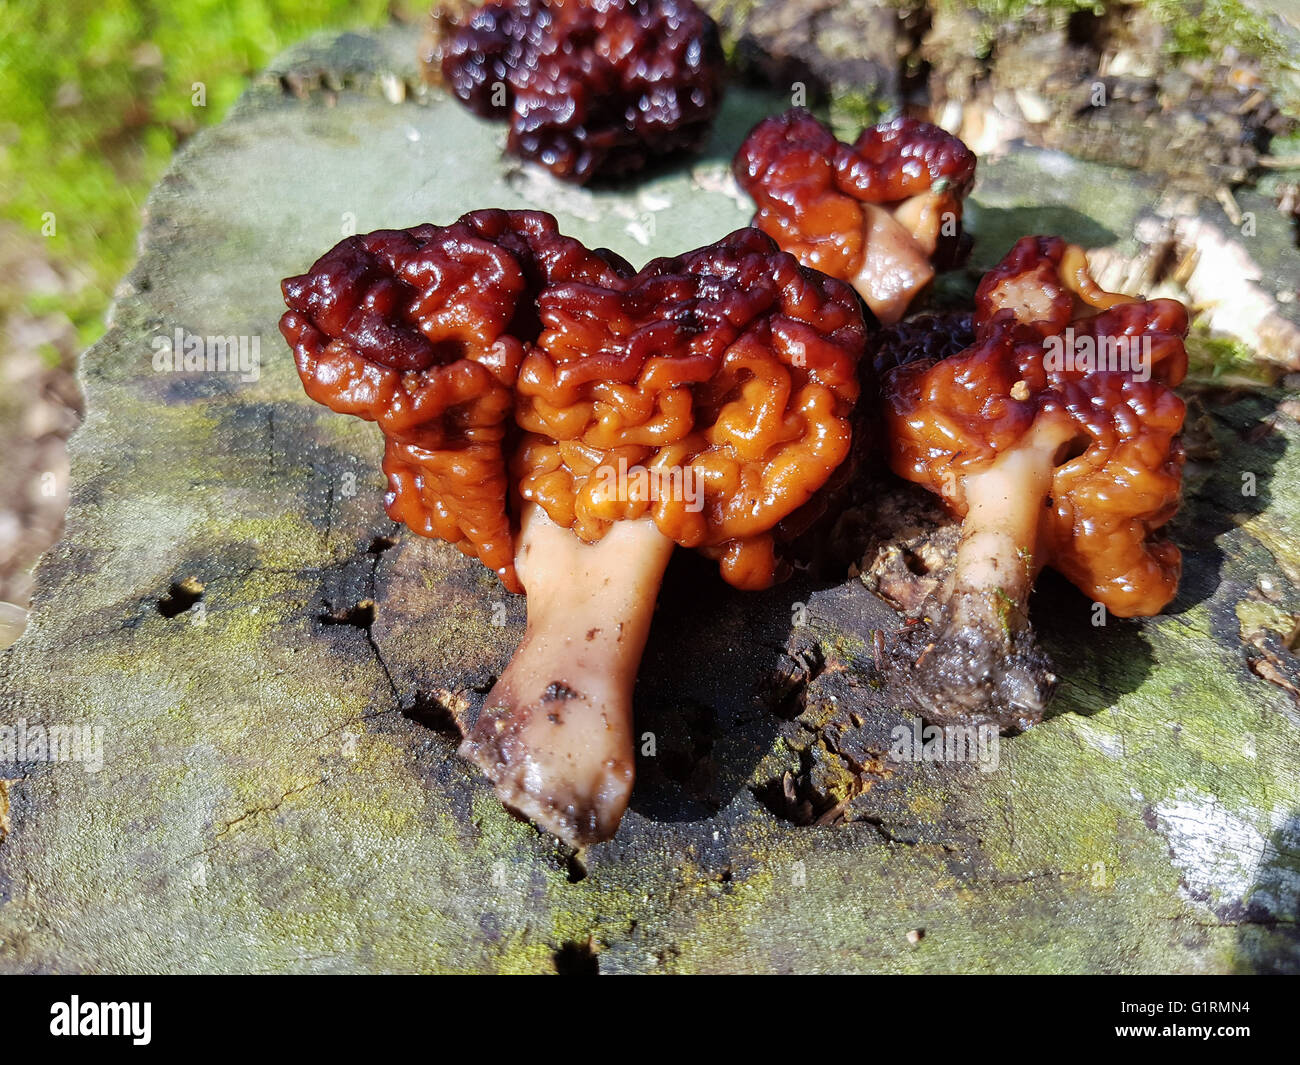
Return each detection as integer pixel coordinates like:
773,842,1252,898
280,210,626,591
438,0,725,183
881,236,1189,730
282,211,867,844
733,108,976,324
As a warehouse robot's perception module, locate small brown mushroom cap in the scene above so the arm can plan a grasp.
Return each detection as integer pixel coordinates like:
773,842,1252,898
733,108,976,324
885,236,1190,617
439,0,726,183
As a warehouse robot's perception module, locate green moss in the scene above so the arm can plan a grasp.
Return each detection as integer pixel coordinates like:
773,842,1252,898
938,0,1297,105
1147,0,1281,64
1236,598,1296,643
827,91,894,140
823,630,870,663
706,0,762,57
0,1,426,343
994,587,1017,635
1186,326,1282,388
934,0,1099,54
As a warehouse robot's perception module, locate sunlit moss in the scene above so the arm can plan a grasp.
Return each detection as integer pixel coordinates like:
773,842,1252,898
1185,325,1281,389
827,90,894,140
937,0,1296,90
0,1,425,341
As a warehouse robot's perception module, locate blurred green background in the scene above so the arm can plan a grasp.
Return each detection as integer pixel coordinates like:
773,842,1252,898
1,0,422,343
0,1,421,621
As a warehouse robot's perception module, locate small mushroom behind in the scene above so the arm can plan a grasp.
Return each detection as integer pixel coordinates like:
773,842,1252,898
732,108,976,325
282,212,868,845
880,236,1189,730
437,0,726,183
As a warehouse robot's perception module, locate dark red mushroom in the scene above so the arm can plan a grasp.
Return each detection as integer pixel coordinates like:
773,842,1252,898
282,210,867,844
438,0,726,183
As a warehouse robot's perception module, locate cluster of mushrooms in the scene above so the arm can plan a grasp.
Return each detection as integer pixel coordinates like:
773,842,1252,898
281,0,1190,846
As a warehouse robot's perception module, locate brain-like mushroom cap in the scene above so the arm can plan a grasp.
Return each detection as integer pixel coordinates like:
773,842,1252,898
282,211,867,594
885,235,1189,617
516,225,867,588
868,310,974,380
440,0,725,183
281,210,629,592
733,108,976,324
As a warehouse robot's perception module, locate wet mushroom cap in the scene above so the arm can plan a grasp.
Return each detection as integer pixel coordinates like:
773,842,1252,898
280,209,630,592
884,235,1190,617
732,108,976,323
515,225,868,589
440,0,726,183
281,211,869,593
868,310,974,380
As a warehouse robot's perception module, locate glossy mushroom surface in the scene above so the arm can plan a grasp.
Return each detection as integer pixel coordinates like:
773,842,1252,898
282,211,868,843
880,236,1189,729
733,108,976,324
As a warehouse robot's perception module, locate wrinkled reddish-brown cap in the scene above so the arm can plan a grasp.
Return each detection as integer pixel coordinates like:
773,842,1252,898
514,225,867,588
282,211,868,593
281,210,629,591
885,236,1189,616
440,0,725,182
733,108,976,324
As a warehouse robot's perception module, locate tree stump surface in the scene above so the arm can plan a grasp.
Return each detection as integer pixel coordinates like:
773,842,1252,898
1,26,1298,973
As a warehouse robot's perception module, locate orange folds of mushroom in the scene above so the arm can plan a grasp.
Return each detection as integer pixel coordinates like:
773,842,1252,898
733,108,976,325
885,235,1189,618
514,226,867,590
283,214,867,593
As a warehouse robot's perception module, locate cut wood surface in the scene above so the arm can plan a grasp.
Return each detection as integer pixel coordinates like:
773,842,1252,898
0,27,1297,973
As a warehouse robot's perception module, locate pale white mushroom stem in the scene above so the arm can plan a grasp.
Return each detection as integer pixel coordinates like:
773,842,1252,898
888,414,1074,729
852,199,941,325
459,503,675,846
946,415,1075,628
